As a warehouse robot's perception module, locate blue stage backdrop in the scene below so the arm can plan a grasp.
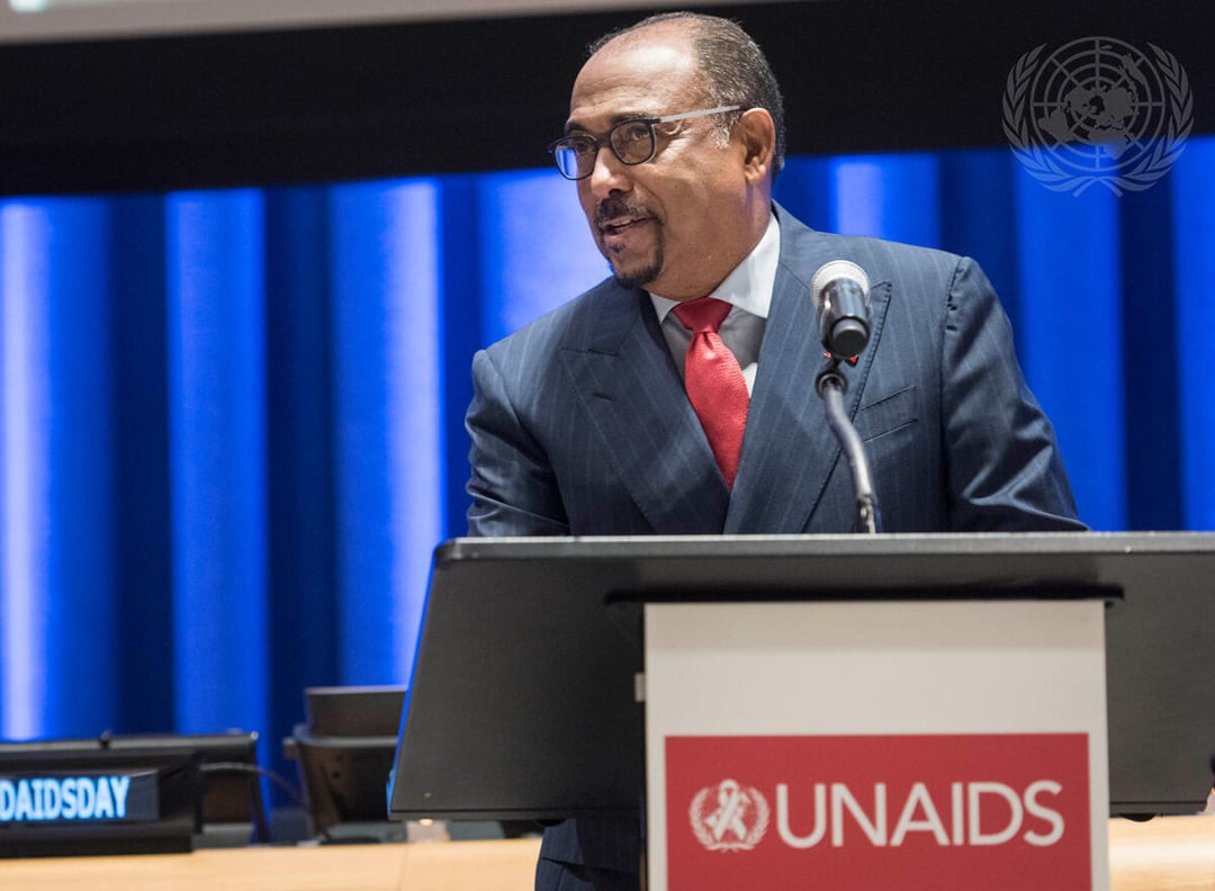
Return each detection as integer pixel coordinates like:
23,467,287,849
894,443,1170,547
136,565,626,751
1,142,1213,758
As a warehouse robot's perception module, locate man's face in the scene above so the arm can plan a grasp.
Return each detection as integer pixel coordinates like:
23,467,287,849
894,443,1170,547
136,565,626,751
566,31,759,300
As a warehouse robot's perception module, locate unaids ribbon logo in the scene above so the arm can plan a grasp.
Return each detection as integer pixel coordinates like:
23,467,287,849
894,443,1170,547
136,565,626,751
688,778,770,852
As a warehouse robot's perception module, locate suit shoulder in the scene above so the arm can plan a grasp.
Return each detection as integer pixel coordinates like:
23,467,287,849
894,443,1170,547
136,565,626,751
800,230,968,281
480,275,638,365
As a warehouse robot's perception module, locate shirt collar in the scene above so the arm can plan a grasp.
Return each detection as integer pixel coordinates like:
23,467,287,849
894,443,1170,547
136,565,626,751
649,210,780,323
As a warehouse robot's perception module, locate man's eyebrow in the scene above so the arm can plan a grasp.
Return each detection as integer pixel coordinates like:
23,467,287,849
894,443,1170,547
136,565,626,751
563,111,657,136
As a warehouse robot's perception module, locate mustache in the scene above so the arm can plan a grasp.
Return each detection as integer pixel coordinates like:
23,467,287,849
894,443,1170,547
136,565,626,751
594,197,656,227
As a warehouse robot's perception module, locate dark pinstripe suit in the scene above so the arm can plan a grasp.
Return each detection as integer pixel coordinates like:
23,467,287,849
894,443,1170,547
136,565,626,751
465,204,1083,884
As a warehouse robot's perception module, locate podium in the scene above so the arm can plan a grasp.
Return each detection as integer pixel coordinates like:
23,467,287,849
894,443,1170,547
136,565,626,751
388,533,1215,890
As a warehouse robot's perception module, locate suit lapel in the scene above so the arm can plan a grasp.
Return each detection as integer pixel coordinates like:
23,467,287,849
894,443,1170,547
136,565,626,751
725,213,892,533
559,286,730,534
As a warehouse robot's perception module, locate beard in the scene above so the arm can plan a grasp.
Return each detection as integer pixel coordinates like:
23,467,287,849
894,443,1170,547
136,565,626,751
610,241,664,289
594,194,664,289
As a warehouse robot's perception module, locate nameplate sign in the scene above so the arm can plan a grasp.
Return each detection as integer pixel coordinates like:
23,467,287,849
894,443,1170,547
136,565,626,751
0,770,160,825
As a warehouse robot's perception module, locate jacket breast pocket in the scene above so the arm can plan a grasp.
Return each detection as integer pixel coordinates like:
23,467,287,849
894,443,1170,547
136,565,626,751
856,385,919,443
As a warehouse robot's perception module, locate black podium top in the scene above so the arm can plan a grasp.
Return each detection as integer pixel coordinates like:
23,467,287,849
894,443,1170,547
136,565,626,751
388,532,1215,820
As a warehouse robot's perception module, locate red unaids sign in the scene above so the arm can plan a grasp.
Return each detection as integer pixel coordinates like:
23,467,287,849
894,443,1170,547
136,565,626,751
665,734,1090,890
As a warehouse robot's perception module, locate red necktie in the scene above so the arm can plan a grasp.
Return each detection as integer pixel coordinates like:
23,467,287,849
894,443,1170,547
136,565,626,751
672,298,750,488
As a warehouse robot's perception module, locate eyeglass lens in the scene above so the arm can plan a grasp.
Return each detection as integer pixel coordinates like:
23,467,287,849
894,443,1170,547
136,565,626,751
553,119,657,180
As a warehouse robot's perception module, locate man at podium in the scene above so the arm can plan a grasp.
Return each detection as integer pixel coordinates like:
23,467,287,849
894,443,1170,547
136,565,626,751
464,11,1083,890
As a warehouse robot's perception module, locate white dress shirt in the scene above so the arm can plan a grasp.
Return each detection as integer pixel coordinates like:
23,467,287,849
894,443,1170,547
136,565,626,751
647,211,780,394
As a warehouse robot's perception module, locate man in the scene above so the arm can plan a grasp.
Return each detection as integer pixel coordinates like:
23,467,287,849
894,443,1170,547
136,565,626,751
465,11,1083,889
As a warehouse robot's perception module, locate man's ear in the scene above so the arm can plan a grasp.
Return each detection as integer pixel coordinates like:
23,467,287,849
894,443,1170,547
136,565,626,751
737,107,776,184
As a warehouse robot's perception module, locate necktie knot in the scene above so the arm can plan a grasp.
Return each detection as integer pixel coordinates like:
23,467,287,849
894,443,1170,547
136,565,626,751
672,297,732,334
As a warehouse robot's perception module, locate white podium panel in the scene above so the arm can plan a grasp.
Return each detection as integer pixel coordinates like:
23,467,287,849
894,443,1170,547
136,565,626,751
645,600,1109,891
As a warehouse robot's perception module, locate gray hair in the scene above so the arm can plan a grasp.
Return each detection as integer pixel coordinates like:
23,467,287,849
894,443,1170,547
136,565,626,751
587,11,786,176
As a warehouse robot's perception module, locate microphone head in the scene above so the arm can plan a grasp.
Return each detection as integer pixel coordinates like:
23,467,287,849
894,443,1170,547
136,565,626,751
810,260,872,357
810,259,870,307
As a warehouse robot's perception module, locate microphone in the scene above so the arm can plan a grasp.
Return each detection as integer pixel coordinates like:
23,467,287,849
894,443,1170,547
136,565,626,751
810,260,871,358
810,259,879,533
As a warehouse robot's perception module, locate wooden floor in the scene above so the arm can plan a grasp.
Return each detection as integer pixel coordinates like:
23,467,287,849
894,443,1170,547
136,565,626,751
0,838,540,891
0,815,1212,889
1109,814,1215,890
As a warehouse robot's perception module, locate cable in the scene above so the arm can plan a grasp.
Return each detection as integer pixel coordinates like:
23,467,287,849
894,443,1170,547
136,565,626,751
200,761,335,844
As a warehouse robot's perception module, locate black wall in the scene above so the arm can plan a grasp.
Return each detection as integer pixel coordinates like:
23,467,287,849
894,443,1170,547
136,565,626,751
2,0,1211,194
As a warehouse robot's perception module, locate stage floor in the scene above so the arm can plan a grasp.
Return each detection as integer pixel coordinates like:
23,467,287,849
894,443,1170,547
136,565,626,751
0,814,1212,890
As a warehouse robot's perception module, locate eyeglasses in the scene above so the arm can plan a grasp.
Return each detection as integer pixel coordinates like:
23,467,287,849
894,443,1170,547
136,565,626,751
548,105,742,181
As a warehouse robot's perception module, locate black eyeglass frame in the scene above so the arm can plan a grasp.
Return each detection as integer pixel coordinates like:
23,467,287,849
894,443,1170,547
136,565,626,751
547,104,743,181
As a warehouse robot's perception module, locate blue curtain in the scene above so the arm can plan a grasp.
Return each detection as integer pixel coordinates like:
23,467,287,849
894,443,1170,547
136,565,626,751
1,140,1213,756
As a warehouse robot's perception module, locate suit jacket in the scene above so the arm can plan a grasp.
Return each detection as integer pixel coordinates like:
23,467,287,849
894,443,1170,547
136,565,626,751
464,204,1083,872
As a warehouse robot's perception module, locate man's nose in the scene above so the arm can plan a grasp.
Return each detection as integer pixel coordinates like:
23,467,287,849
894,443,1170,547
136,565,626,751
586,147,631,199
